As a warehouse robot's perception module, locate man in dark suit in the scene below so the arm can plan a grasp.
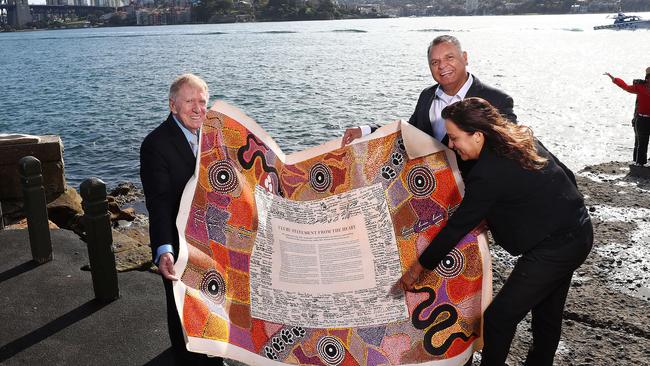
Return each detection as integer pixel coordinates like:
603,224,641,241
405,35,516,143
140,74,223,365
342,35,516,169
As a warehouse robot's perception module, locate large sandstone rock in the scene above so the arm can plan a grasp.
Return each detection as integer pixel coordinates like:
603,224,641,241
0,134,67,226
107,197,136,222
0,134,40,145
3,184,138,235
0,135,65,201
4,218,59,230
47,185,84,231
2,185,83,231
112,224,152,272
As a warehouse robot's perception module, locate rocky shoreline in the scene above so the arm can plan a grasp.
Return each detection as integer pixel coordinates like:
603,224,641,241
4,161,647,364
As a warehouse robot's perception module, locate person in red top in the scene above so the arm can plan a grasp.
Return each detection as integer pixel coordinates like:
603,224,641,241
605,67,650,166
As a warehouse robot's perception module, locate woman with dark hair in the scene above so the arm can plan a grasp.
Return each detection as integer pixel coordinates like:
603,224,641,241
395,98,593,365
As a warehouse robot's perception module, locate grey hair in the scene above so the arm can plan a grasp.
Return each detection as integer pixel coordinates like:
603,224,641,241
427,35,463,60
169,73,209,101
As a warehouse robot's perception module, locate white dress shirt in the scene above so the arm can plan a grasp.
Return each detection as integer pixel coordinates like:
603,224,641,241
359,74,473,141
429,74,473,141
173,115,199,157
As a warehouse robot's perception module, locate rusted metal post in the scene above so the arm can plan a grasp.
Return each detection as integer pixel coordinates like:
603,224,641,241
80,178,119,302
18,156,52,263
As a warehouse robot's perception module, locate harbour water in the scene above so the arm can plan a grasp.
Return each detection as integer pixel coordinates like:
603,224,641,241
1,13,649,187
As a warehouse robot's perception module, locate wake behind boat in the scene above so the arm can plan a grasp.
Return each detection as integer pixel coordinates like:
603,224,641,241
594,12,650,30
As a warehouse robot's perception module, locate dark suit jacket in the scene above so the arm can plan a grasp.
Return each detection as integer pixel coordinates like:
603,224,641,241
405,75,517,176
408,74,517,141
418,141,587,270
140,113,196,261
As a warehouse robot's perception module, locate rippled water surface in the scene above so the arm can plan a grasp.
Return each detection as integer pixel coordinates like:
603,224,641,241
1,13,649,187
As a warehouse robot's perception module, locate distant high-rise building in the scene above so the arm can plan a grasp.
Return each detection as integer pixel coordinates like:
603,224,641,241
6,0,32,27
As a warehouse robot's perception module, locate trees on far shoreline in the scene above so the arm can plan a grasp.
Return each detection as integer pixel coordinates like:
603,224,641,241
5,0,650,31
10,0,357,30
191,0,347,23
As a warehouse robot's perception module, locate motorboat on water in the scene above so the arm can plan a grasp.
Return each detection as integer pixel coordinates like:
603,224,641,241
594,12,650,30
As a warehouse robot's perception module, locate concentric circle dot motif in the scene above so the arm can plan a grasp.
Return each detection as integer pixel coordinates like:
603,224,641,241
435,248,464,278
207,160,238,193
200,270,226,304
407,166,436,197
317,336,345,366
309,163,332,193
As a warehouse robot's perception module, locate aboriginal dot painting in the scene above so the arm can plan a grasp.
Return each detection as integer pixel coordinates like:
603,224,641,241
173,101,491,366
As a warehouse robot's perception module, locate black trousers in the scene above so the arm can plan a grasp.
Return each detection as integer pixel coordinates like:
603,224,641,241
633,116,650,165
480,219,593,366
163,278,224,366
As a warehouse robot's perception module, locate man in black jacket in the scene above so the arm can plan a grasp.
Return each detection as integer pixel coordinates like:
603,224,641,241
342,35,516,169
140,74,223,365
405,35,516,143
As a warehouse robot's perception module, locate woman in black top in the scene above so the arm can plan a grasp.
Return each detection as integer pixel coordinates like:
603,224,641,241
396,98,593,366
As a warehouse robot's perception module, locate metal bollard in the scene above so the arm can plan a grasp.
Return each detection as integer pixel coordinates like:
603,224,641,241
18,156,53,263
0,201,4,230
80,178,119,302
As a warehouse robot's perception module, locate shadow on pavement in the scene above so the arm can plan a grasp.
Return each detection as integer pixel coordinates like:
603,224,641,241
0,260,40,284
0,299,108,362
